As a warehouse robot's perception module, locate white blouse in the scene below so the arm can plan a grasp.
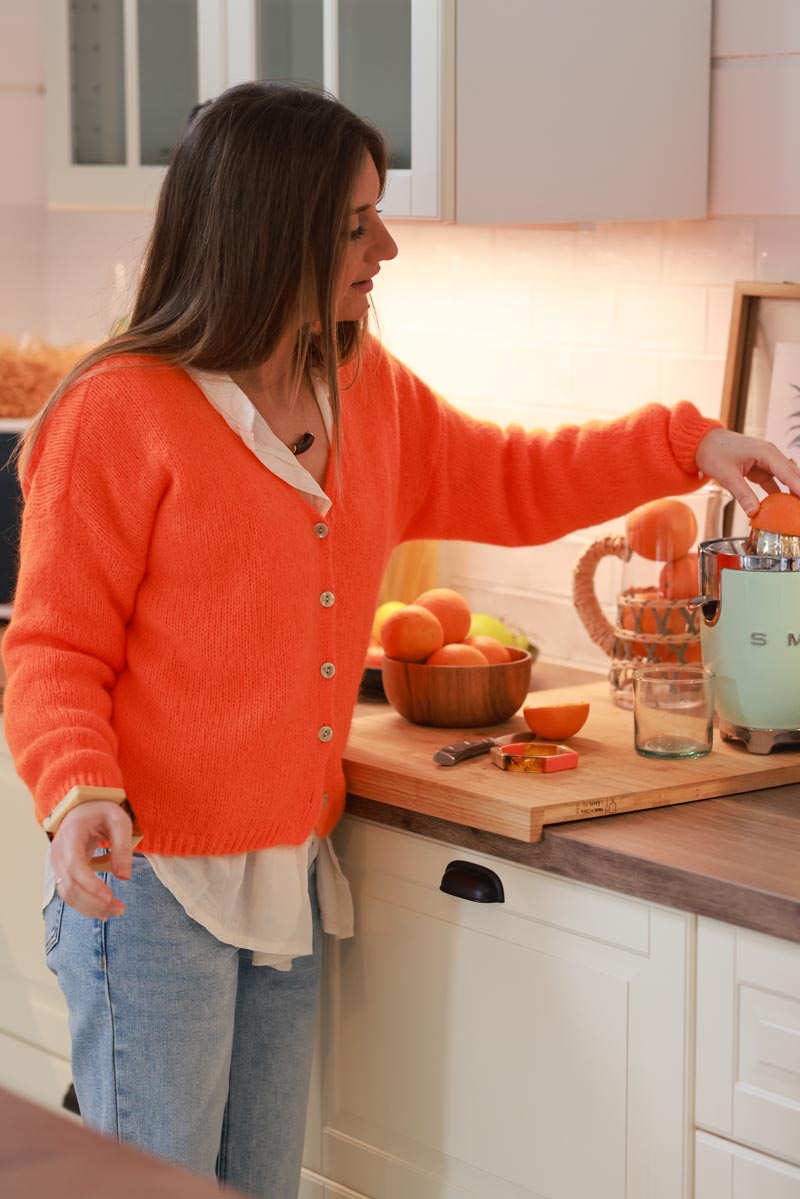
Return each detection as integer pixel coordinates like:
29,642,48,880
44,368,354,969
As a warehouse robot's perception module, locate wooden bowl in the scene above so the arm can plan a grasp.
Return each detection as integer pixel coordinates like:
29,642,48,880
381,648,533,728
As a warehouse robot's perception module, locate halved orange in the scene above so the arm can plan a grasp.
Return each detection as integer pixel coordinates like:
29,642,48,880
749,491,800,536
522,701,590,740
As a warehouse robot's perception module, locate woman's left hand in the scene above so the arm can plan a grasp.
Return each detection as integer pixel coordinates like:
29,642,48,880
695,427,800,517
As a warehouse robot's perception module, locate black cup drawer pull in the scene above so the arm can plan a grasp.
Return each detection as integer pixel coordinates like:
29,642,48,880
439,860,505,904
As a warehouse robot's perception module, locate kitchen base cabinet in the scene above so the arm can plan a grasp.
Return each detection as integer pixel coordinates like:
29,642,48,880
696,919,800,1169
307,817,694,1199
0,736,72,1110
695,1131,800,1199
0,1030,74,1116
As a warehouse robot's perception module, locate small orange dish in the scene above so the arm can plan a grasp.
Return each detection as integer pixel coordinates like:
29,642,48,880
490,742,579,773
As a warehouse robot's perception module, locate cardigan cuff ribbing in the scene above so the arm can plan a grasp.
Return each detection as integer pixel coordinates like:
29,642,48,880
669,402,722,477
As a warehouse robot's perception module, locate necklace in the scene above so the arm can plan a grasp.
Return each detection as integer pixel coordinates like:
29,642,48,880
289,431,315,456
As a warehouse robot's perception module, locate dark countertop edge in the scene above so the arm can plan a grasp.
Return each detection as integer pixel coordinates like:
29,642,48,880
345,793,800,946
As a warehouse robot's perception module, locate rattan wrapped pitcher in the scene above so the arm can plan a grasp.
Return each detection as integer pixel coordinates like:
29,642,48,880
572,487,725,708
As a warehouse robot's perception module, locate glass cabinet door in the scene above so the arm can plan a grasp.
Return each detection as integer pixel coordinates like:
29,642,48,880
338,0,411,171
138,0,199,166
255,0,324,87
68,0,127,165
50,0,451,215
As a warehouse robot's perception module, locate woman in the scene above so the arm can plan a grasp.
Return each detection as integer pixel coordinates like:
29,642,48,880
4,83,799,1198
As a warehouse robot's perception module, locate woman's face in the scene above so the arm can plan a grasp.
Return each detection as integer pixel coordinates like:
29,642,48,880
336,154,398,322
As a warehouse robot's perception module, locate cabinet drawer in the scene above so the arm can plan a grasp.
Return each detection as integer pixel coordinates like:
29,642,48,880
696,919,800,1168
696,1131,800,1199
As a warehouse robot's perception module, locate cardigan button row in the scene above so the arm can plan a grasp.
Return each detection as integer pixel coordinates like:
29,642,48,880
313,522,329,539
318,725,333,742
320,591,335,607
320,662,335,679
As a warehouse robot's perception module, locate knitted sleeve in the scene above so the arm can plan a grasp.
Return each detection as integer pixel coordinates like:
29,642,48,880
375,349,721,546
2,363,171,826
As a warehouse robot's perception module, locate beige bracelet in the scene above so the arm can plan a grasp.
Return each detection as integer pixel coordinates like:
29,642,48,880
43,786,129,840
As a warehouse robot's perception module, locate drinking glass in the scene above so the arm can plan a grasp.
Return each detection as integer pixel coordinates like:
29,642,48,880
632,665,714,759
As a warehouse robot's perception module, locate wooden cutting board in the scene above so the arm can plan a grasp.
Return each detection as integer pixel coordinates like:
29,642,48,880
343,681,800,843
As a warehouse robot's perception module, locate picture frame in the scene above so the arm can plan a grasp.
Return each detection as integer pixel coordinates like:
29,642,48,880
719,280,800,535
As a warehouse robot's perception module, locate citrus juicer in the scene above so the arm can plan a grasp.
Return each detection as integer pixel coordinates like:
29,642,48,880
693,523,800,754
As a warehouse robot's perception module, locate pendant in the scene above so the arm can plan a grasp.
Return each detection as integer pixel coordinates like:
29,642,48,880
290,431,315,456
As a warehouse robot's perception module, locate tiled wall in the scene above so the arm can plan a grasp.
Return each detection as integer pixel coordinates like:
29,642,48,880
2,0,800,670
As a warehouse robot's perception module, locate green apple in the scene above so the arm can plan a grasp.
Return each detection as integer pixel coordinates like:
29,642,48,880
467,613,515,644
468,613,539,658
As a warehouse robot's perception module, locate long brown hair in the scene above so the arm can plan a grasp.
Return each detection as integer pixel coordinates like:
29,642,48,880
17,82,388,475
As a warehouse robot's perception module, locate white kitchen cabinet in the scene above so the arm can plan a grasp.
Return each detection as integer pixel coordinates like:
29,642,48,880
695,1130,800,1199
696,917,800,1170
0,728,72,1112
456,0,711,224
304,816,694,1199
46,0,453,218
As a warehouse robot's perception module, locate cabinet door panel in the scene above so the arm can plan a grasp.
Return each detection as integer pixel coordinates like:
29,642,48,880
320,819,692,1199
456,0,710,223
696,919,800,1168
695,1131,800,1199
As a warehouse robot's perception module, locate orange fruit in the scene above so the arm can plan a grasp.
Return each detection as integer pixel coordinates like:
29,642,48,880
750,491,800,536
464,635,511,664
381,605,444,663
426,643,489,666
413,588,472,644
364,645,384,669
659,552,699,600
626,499,697,562
522,701,590,740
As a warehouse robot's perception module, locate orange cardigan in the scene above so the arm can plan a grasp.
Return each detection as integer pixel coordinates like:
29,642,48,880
2,341,718,854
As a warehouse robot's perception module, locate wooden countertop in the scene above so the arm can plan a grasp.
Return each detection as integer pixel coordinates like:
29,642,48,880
0,1087,246,1198
349,662,800,944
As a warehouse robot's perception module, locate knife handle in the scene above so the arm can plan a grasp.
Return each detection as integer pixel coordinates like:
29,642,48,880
433,738,495,766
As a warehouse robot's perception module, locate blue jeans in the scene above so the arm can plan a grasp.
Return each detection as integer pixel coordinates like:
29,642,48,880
44,853,321,1199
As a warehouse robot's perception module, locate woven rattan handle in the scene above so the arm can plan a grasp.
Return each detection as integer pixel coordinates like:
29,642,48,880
572,535,631,658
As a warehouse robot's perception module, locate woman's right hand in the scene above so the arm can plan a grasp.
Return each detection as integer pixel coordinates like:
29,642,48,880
50,801,134,919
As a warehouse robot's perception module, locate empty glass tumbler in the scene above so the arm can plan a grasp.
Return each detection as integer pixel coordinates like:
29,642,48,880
632,664,715,759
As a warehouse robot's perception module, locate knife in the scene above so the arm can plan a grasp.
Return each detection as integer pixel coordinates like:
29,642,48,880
433,731,531,766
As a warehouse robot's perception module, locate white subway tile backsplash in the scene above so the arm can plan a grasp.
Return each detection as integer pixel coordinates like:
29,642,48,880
0,205,44,339
490,226,577,277
616,285,707,352
573,222,662,282
659,354,727,419
0,92,44,206
662,219,754,285
754,217,800,282
571,348,661,415
44,210,152,344
706,286,735,355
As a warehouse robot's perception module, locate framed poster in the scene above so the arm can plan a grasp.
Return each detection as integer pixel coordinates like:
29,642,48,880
719,281,800,535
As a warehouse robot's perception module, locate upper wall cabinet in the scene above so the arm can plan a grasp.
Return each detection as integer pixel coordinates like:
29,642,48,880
46,0,454,218
455,0,712,224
